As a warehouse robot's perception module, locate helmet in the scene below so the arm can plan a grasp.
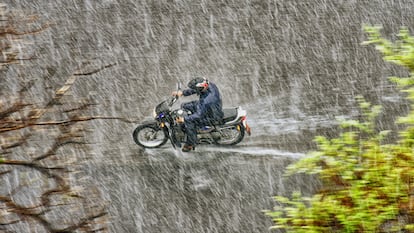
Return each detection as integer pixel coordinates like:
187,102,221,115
187,77,209,94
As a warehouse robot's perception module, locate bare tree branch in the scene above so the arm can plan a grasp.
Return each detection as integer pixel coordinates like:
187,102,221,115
73,63,116,76
55,210,108,233
35,116,135,125
1,5,109,232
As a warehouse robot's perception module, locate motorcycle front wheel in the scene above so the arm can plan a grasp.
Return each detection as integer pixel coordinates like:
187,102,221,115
214,124,245,146
132,123,168,148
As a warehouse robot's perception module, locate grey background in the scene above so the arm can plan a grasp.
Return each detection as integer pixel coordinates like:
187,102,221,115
2,0,414,232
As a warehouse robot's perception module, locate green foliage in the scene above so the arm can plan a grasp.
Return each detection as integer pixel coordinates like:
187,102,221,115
363,26,414,70
266,27,414,232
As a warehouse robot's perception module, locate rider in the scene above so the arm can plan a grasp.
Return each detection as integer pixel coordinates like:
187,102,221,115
172,77,224,152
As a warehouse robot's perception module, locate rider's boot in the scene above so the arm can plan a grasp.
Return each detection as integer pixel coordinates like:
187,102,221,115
182,144,195,152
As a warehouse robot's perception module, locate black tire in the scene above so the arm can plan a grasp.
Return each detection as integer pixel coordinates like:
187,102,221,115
214,124,245,146
132,123,168,148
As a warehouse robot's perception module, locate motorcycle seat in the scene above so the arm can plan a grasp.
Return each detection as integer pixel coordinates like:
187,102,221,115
222,107,238,123
202,108,238,127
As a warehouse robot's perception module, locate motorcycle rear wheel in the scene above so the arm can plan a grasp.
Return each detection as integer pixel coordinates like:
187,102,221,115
133,124,168,148
214,124,245,146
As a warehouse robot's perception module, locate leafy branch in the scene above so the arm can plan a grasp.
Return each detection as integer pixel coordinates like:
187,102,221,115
265,27,414,232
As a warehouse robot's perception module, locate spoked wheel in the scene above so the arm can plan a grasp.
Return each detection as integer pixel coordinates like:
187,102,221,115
132,124,168,148
214,124,245,146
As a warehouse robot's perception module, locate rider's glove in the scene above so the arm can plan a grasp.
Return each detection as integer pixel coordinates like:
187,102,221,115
172,90,183,97
176,116,184,123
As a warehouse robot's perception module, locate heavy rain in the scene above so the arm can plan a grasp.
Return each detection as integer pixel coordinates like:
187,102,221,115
1,0,414,232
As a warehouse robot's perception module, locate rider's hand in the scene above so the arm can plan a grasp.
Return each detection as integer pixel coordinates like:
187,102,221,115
176,116,184,123
172,90,183,97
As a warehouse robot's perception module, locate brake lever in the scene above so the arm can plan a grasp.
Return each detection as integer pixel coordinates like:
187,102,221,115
169,96,177,107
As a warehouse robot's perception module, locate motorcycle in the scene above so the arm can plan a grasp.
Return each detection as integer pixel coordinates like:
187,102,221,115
132,85,251,149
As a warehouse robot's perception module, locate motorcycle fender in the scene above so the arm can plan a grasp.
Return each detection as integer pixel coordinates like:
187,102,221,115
139,120,162,129
223,120,251,136
244,122,251,136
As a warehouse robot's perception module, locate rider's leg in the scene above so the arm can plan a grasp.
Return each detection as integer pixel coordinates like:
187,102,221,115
181,101,198,114
183,117,212,150
184,119,198,146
